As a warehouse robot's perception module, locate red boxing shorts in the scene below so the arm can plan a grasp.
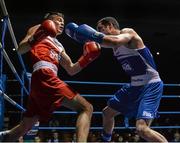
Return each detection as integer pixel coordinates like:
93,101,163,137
24,68,78,122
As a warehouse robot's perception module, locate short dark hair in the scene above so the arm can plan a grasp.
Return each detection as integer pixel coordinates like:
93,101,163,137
97,17,119,29
44,12,64,20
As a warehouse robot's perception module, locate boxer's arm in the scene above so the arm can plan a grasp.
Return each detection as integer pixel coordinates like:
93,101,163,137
65,23,134,48
18,25,40,54
59,50,82,76
18,20,58,54
101,33,133,48
59,42,100,75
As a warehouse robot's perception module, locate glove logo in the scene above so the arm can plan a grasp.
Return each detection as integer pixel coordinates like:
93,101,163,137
93,32,100,38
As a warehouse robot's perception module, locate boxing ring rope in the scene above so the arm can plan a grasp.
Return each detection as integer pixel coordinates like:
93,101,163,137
1,78,179,130
0,0,30,95
37,80,179,130
65,80,180,87
79,94,180,98
0,17,28,109
0,45,29,95
0,0,30,111
0,90,25,112
38,126,180,130
53,111,180,115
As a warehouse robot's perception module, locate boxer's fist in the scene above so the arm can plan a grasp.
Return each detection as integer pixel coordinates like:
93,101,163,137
28,20,58,46
65,22,104,44
41,20,57,37
77,24,104,43
78,41,101,68
65,22,79,40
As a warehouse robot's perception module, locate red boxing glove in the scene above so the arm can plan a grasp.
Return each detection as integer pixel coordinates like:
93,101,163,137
28,20,58,46
78,41,101,68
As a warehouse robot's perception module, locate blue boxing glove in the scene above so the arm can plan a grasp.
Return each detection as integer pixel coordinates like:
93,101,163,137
77,24,104,43
65,22,104,44
65,22,88,44
65,22,79,41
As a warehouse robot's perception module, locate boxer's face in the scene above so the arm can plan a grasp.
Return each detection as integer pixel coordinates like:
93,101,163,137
97,23,112,35
51,15,64,35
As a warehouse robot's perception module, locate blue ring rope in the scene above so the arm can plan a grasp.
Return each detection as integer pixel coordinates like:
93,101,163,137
0,17,29,95
65,80,180,87
0,90,26,111
2,49,29,95
0,93,178,114
80,94,180,98
38,126,180,130
1,16,7,50
0,17,8,84
53,111,180,115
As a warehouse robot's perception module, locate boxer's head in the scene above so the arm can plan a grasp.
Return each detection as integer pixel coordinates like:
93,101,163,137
96,17,119,35
44,12,64,20
44,12,64,35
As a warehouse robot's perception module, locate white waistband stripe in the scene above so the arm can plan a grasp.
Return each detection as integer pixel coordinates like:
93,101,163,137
33,61,58,75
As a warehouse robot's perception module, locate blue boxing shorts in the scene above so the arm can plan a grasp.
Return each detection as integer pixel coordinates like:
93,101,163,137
108,81,163,119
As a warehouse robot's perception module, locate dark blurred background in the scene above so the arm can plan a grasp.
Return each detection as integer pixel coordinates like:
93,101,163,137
1,0,180,83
